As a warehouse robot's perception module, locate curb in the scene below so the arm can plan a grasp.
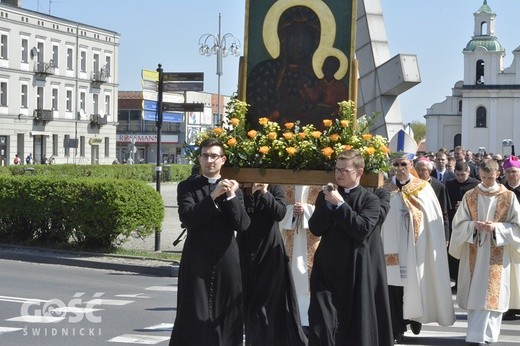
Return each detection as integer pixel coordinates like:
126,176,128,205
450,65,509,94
0,244,179,278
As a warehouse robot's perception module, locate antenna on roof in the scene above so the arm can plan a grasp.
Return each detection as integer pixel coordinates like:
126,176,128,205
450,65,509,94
48,0,61,15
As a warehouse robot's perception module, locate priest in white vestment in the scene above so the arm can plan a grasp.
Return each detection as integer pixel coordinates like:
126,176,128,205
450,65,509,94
381,154,455,343
450,158,520,344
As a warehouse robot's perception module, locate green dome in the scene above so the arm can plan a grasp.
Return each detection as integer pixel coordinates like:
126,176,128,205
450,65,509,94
477,1,493,14
464,37,504,52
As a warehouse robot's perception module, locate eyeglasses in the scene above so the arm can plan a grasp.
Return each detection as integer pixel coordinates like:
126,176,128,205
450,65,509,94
200,153,223,161
334,167,356,174
392,162,409,167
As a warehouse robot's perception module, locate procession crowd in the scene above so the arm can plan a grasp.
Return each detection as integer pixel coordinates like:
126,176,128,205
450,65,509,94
169,139,520,346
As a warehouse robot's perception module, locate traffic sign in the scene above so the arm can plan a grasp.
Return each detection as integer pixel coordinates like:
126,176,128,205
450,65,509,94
163,72,204,82
142,110,183,123
142,80,158,91
162,102,204,112
142,69,159,82
163,82,204,92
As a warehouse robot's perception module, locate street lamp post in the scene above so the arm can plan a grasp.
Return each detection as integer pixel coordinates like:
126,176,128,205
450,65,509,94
198,13,240,121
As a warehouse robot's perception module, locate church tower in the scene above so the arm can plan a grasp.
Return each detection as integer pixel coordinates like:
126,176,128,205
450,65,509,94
425,1,520,154
462,0,504,86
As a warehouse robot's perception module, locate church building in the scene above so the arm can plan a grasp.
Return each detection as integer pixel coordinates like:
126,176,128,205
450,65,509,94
425,1,520,156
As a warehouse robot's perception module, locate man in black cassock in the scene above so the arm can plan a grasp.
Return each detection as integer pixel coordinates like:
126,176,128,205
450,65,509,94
308,149,381,346
445,161,480,284
237,183,307,346
170,138,251,346
370,188,395,346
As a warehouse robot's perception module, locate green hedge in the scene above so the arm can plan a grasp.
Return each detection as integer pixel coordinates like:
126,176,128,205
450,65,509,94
5,163,193,182
0,176,164,250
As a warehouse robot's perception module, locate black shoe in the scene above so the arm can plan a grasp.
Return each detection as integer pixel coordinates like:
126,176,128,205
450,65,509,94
502,310,516,320
394,332,404,344
410,321,422,335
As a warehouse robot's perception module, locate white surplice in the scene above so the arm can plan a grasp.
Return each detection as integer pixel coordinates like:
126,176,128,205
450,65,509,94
450,183,520,313
280,185,316,326
381,176,455,326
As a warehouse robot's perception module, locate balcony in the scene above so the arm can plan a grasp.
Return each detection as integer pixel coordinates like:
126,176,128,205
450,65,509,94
34,61,55,78
90,113,108,127
91,68,109,85
33,109,54,123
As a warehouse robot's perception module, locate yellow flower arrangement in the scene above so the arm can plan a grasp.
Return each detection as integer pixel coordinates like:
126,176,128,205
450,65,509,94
188,96,391,173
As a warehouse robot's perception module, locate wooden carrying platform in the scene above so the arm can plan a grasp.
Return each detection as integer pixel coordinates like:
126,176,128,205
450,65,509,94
220,167,384,187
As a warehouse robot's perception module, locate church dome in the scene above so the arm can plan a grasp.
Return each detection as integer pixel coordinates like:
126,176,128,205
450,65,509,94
464,37,504,52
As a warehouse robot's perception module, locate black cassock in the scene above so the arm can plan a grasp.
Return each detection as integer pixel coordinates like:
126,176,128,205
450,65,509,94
170,176,250,346
237,184,307,346
370,188,394,346
308,186,380,346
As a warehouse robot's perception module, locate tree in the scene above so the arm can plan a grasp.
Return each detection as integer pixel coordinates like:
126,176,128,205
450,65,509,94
409,121,426,142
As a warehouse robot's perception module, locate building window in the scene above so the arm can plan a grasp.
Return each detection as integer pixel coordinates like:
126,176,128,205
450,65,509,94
80,136,85,157
36,86,43,109
64,134,70,156
476,60,485,85
80,50,86,72
21,84,28,108
0,34,7,59
0,81,7,106
476,106,487,127
104,137,109,157
21,38,28,63
213,113,222,126
92,93,98,114
52,45,59,68
52,134,58,156
105,56,111,76
37,41,44,64
66,89,72,111
66,47,73,70
104,94,110,115
93,53,99,73
80,92,86,112
52,88,58,110
458,100,462,113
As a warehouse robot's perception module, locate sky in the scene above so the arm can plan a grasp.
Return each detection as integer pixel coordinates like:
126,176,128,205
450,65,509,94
20,0,520,125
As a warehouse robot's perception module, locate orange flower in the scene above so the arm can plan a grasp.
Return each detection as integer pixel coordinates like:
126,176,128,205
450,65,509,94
213,127,223,135
268,132,277,140
329,133,340,142
362,133,373,141
344,144,353,151
340,120,349,128
323,119,333,127
227,138,237,147
365,147,376,155
285,122,295,130
283,132,294,140
298,132,307,139
247,130,258,138
381,145,391,154
321,147,334,159
286,147,297,156
259,146,270,155
258,117,269,125
311,131,322,139
229,118,240,126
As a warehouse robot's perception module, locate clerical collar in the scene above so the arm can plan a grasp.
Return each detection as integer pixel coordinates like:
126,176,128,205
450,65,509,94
393,175,411,187
344,185,359,194
203,175,220,184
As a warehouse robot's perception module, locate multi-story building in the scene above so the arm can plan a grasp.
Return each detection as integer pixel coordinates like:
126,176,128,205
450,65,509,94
425,1,520,155
117,90,229,164
0,0,119,165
